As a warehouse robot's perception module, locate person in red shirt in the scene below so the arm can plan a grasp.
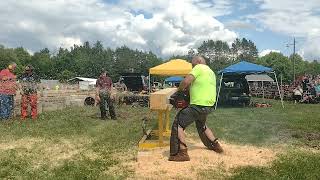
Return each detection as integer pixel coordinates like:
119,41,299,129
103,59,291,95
0,63,17,120
95,70,116,120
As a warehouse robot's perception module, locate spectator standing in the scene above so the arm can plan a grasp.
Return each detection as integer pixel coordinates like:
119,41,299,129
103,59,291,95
0,63,17,120
115,79,127,106
95,70,116,120
19,65,40,120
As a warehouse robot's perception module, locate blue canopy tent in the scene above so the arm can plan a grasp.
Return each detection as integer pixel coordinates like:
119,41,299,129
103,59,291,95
163,76,184,88
218,61,272,75
164,76,184,83
216,61,284,109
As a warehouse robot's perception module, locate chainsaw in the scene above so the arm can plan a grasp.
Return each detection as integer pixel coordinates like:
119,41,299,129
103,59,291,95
169,90,190,109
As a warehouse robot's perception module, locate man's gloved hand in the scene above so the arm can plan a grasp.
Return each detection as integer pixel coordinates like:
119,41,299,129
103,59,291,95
177,90,190,101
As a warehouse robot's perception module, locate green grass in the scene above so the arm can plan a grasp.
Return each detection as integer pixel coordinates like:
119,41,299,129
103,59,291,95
202,99,320,146
0,99,319,179
195,99,320,180
0,106,152,179
197,151,320,180
229,151,320,180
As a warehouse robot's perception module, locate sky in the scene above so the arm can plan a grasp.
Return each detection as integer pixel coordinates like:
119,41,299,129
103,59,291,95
0,0,319,60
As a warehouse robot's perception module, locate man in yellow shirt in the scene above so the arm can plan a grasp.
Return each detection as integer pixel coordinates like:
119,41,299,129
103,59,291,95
169,56,223,162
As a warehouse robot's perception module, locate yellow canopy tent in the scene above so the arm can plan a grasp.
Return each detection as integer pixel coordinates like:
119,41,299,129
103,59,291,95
148,59,192,91
149,59,192,76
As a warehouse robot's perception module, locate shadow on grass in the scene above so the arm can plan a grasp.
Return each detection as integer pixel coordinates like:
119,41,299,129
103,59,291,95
228,151,320,180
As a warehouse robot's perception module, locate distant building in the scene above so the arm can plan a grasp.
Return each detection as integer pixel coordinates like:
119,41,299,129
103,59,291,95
67,77,97,90
40,80,60,90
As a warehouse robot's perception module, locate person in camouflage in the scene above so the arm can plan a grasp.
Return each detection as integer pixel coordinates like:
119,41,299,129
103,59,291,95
19,65,40,120
95,70,116,120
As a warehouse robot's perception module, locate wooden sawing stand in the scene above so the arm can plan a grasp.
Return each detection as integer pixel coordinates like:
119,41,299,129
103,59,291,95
139,88,177,150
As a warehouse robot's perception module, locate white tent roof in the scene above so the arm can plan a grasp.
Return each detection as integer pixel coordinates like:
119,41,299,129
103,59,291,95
68,77,97,85
245,74,274,82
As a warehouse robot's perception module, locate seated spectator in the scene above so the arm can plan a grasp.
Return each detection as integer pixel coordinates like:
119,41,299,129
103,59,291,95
308,84,317,103
292,85,303,103
302,76,309,93
315,82,320,96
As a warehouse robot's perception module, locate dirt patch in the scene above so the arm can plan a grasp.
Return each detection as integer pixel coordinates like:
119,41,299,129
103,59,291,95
291,132,320,150
134,140,278,179
291,132,320,141
0,137,43,150
305,133,320,141
106,150,137,177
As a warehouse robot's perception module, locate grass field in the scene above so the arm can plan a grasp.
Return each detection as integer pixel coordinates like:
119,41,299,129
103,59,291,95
0,99,319,179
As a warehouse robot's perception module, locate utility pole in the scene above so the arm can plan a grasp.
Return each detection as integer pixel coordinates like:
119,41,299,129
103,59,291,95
293,37,296,83
286,37,296,83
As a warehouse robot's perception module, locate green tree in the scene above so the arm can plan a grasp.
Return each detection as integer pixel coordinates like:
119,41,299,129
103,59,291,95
257,52,292,82
197,40,231,71
31,48,56,79
231,38,258,62
58,70,75,82
0,45,19,70
289,54,305,78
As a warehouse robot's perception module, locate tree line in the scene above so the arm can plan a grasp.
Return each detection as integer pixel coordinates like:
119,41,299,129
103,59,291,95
0,42,162,81
1,38,320,83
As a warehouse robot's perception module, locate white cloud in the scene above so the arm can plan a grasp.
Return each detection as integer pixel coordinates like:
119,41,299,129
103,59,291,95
249,0,320,60
0,0,237,57
300,36,320,61
225,20,256,30
259,49,280,57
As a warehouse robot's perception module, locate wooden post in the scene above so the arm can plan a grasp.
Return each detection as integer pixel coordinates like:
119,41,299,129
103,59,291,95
165,108,170,132
158,111,164,145
138,88,177,149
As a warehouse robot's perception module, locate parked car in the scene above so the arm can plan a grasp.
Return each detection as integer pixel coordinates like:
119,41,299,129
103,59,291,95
119,73,148,92
219,75,251,106
153,82,162,89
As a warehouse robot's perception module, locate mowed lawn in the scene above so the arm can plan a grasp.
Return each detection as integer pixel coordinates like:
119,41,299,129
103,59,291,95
0,99,320,179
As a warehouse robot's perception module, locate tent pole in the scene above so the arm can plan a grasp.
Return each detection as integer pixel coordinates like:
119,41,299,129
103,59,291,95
273,72,284,108
148,73,151,108
215,73,223,110
148,73,151,94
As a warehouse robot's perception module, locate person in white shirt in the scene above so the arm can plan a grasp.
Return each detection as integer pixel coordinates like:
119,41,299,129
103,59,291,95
293,85,303,103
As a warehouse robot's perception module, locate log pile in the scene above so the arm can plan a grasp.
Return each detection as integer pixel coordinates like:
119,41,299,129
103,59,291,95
13,90,95,117
250,84,294,100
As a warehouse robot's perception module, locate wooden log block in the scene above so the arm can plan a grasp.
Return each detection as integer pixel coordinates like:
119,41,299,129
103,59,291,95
150,88,177,110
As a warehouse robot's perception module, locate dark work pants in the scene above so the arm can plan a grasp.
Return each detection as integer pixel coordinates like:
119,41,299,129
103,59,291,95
99,92,116,119
170,105,214,155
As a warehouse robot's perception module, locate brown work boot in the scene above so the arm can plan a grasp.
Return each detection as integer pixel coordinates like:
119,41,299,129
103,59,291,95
168,149,190,162
211,139,224,153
